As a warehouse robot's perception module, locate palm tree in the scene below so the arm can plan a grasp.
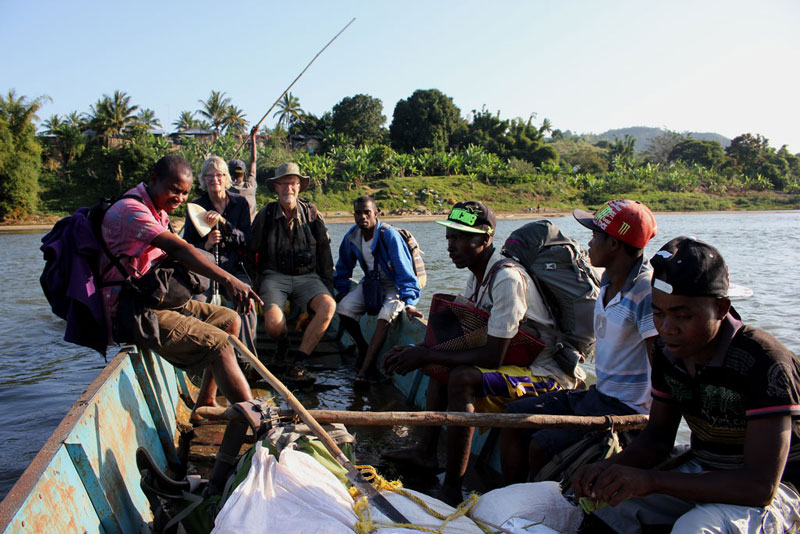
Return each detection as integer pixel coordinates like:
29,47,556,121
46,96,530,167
42,114,64,136
273,92,304,130
173,110,199,131
89,90,139,138
135,108,162,129
197,90,232,137
65,111,87,129
0,89,49,135
223,105,248,136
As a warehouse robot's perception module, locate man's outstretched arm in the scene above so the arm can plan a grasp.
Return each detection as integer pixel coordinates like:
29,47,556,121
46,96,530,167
151,231,262,313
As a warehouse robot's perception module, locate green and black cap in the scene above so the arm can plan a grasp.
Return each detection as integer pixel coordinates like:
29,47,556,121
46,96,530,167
436,201,496,235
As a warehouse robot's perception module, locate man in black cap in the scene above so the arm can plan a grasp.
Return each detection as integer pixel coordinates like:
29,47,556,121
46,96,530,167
572,237,800,532
382,201,573,505
228,129,258,222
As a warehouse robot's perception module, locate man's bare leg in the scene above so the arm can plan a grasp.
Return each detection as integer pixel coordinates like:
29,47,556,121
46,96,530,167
263,305,288,341
193,315,251,418
358,318,391,379
297,293,336,356
440,366,484,505
338,315,368,367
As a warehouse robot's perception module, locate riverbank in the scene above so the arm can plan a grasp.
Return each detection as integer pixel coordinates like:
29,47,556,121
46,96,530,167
6,206,799,232
0,208,572,232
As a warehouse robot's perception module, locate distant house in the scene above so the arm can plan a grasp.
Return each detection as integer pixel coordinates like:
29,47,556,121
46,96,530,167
290,134,322,154
169,128,215,145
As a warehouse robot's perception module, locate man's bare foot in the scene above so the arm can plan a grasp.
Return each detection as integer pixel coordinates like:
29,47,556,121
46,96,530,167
381,446,439,471
191,398,223,425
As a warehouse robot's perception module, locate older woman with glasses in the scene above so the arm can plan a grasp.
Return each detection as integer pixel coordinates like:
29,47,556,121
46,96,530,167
183,155,257,423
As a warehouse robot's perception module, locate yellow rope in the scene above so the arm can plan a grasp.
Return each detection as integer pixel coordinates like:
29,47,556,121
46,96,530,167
348,464,493,533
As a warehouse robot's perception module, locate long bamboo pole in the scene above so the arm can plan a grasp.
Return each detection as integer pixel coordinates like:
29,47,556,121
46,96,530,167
196,406,649,431
231,17,356,158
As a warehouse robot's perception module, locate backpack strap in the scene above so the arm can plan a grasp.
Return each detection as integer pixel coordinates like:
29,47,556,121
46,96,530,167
474,259,527,303
97,194,176,285
96,194,145,282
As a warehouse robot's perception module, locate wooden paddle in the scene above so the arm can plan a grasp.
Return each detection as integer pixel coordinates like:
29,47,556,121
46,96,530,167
227,335,410,524
196,406,649,431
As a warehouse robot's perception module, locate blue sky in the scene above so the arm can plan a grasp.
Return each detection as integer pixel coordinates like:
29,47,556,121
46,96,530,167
2,0,799,152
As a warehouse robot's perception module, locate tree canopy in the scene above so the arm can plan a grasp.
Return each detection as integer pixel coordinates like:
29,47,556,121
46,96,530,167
390,89,464,153
668,139,725,168
331,94,385,145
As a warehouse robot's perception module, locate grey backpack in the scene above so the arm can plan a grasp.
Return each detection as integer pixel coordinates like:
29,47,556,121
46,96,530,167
501,220,601,374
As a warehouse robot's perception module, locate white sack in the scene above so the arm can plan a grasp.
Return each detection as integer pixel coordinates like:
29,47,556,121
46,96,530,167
471,482,583,534
212,443,357,534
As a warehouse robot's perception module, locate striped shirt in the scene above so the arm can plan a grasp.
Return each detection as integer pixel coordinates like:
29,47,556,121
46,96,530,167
594,255,657,413
652,314,800,487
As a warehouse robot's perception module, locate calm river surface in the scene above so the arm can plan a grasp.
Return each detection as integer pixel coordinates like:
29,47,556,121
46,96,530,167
1,211,799,500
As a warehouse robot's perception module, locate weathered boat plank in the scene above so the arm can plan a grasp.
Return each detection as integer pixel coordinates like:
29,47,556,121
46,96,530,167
0,347,184,534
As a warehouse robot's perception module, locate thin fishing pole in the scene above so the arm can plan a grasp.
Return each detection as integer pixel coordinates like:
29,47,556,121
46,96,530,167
232,17,356,158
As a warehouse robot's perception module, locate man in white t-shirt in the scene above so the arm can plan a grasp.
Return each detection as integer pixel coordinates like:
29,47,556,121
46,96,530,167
334,196,423,387
382,201,575,505
500,199,658,484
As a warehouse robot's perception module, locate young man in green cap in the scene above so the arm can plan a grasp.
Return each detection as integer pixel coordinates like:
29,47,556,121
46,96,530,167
382,201,577,505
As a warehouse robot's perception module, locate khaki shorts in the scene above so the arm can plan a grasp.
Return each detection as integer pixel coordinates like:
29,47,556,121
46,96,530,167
152,300,237,373
258,270,331,312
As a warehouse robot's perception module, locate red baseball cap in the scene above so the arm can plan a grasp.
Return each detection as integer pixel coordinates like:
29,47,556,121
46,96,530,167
573,199,657,248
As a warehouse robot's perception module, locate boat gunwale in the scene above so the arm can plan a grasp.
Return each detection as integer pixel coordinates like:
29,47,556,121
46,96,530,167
0,345,142,529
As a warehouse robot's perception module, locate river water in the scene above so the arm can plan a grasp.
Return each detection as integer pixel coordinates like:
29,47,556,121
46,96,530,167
1,211,799,500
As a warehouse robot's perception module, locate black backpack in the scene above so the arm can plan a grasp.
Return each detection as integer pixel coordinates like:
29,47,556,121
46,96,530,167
501,220,601,374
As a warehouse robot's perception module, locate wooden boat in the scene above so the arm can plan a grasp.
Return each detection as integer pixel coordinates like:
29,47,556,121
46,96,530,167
0,311,640,533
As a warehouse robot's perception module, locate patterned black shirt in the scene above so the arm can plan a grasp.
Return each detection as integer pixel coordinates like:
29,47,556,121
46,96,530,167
652,312,800,487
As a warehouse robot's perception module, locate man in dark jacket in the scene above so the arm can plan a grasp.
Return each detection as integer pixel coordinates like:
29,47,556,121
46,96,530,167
250,162,335,378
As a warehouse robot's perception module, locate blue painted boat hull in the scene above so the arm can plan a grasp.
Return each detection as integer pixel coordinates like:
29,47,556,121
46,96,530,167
0,347,189,534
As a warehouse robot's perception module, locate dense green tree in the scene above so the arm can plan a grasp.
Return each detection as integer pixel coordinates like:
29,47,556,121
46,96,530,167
458,108,555,165
89,90,139,139
197,90,232,136
562,145,608,174
0,90,45,220
668,139,725,168
725,133,790,189
290,111,331,138
273,92,304,130
389,89,464,152
458,107,508,154
330,94,386,146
